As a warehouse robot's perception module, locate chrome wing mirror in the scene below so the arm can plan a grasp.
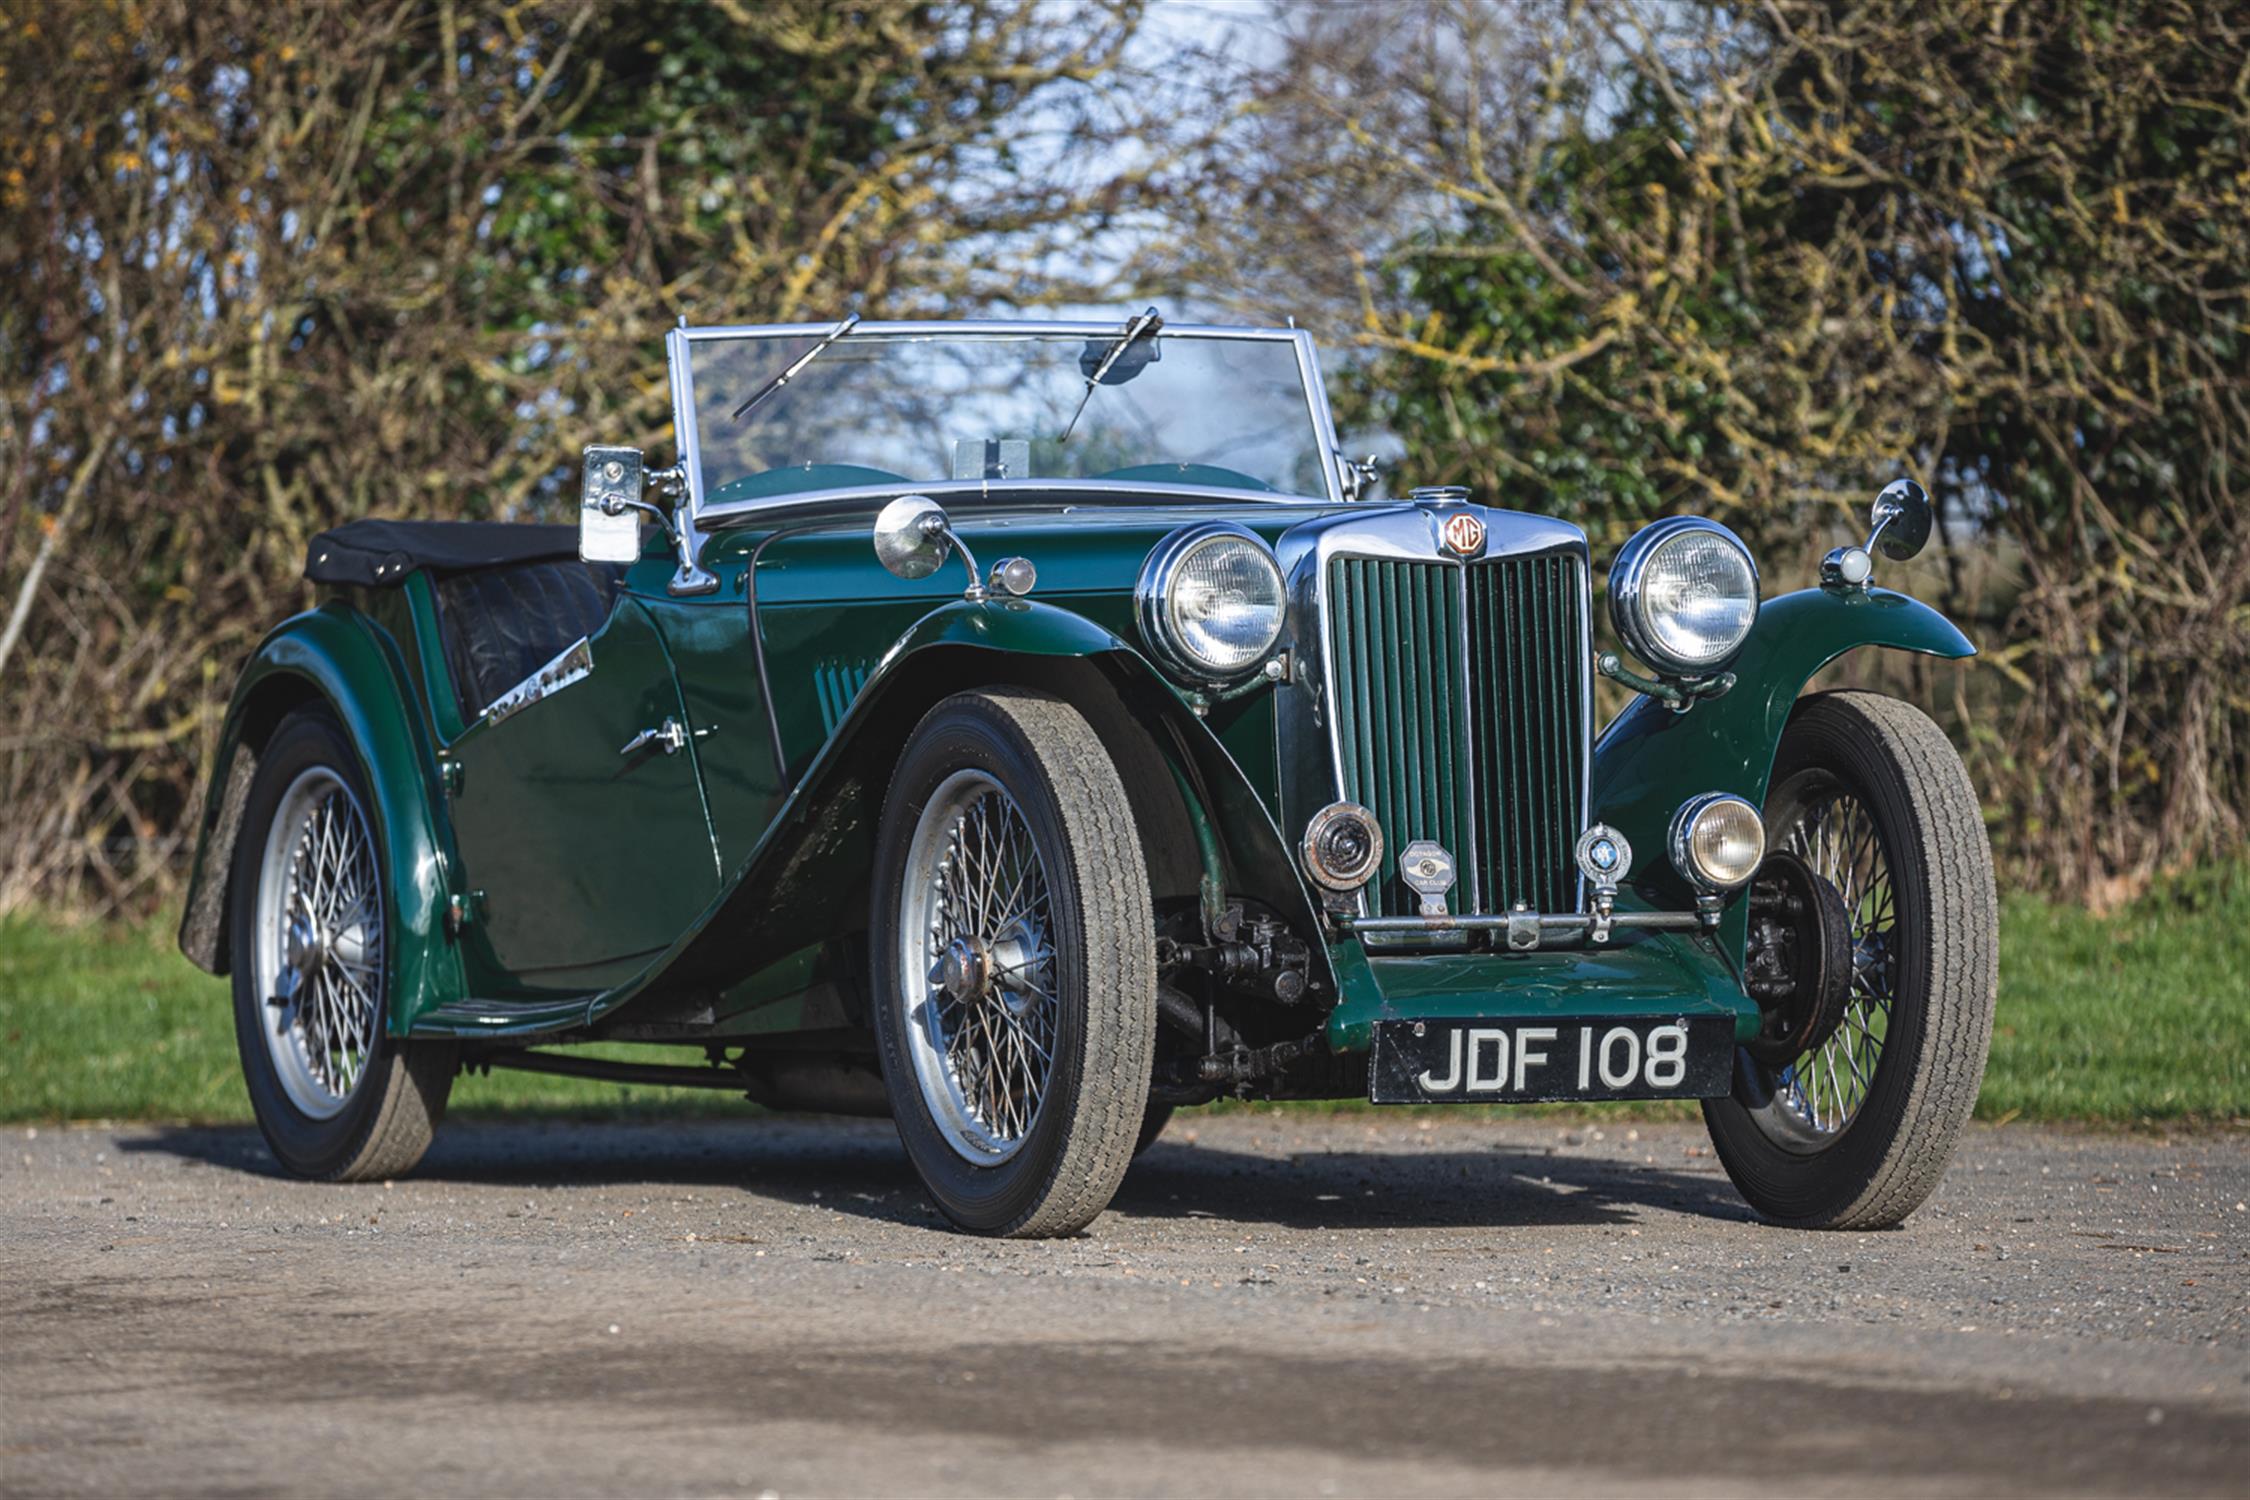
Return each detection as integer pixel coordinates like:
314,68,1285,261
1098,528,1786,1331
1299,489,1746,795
1869,477,1933,560
579,445,649,564
873,494,1033,603
872,494,953,579
578,444,713,593
1823,477,1932,590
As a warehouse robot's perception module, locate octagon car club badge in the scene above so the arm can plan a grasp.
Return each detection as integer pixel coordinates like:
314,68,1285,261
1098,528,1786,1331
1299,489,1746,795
1438,509,1486,558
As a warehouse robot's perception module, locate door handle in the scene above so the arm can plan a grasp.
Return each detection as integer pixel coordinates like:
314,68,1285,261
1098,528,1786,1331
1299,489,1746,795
620,717,687,757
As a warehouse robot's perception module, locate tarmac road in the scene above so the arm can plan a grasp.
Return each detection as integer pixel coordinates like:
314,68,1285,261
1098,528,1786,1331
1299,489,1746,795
3,1113,2244,1498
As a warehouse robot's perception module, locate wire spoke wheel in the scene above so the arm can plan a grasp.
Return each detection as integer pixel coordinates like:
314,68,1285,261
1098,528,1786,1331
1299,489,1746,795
251,766,383,1120
872,689,1157,1237
231,710,453,1182
900,769,1060,1164
1755,779,1895,1151
1703,692,1998,1231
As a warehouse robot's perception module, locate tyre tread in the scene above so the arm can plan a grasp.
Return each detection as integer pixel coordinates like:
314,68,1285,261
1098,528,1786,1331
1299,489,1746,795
327,1043,455,1183
976,689,1157,1238
1822,691,1997,1229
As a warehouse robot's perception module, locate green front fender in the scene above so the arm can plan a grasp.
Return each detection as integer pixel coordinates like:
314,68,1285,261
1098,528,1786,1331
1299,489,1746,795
880,600,1321,949
1590,585,1975,962
873,592,1121,664
176,604,465,1033
592,596,1329,1023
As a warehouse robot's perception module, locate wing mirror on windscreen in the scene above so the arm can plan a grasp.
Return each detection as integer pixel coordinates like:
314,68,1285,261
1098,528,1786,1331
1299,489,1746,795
579,445,651,564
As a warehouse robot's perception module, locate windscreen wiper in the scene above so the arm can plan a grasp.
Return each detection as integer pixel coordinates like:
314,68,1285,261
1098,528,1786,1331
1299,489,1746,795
1059,306,1163,442
731,312,860,423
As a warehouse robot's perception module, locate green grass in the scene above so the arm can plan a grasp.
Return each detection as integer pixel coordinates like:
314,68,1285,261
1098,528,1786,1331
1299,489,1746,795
0,917,742,1123
1975,861,2248,1123
2,867,2244,1127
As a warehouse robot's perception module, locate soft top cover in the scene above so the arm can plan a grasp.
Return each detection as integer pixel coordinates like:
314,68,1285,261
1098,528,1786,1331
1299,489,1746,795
304,519,581,588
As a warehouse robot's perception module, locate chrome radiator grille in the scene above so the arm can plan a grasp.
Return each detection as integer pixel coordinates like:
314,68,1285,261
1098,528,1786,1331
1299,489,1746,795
1327,551,1589,919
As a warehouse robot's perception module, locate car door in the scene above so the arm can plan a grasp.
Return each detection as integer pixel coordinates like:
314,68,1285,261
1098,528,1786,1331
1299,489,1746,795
446,593,720,993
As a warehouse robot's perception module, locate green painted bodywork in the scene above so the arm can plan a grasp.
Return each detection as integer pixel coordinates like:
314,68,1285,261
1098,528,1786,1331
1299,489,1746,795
444,596,719,994
564,585,1331,1042
1589,585,1977,967
180,479,1973,1081
1322,926,1758,1055
176,603,467,1031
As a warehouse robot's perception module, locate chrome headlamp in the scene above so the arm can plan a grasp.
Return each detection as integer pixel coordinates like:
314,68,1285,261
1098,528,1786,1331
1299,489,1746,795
1669,792,1766,893
1609,518,1760,677
1135,523,1286,682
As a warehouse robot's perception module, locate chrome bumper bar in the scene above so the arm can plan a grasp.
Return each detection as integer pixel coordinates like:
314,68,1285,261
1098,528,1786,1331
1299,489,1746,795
1338,896,1721,951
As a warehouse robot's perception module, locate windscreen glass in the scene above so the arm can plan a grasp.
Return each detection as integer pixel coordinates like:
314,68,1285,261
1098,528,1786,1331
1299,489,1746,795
684,330,1334,506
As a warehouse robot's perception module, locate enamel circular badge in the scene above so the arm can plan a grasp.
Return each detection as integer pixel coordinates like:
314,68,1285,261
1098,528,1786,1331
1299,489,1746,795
1440,510,1486,558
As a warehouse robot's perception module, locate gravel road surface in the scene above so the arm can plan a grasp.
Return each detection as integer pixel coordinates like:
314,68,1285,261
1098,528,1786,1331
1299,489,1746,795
4,1113,2244,1497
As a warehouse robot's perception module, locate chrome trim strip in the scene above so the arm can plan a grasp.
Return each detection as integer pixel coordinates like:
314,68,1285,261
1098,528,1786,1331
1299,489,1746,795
663,326,719,594
674,319,1310,342
1575,546,1595,913
1455,552,1480,912
1288,328,1349,504
480,637,593,728
1338,907,1709,944
697,478,1328,532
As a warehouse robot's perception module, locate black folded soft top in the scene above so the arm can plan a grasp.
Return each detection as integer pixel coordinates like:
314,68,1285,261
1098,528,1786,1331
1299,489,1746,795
304,519,582,588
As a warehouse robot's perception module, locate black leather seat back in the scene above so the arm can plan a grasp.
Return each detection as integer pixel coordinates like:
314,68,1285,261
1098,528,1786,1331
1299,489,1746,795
435,559,626,723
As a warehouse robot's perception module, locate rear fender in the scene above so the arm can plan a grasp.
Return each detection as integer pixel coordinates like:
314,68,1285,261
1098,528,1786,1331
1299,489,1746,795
177,605,464,1032
607,597,1331,1020
1590,585,1975,962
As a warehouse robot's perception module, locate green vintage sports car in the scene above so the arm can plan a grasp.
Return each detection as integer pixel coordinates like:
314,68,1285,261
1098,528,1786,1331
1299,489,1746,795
178,314,1997,1236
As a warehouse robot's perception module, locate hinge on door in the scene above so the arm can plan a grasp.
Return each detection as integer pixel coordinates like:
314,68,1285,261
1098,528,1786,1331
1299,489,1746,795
439,758,464,796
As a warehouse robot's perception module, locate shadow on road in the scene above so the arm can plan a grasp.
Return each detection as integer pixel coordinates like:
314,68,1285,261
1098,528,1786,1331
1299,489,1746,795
118,1116,1752,1231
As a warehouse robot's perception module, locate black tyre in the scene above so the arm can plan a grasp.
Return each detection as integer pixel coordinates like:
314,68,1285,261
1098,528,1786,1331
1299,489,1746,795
1133,1101,1175,1157
1705,691,1997,1229
229,708,454,1181
870,689,1157,1237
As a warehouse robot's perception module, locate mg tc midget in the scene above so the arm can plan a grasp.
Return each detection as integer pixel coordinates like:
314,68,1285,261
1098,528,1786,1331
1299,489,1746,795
179,313,1998,1236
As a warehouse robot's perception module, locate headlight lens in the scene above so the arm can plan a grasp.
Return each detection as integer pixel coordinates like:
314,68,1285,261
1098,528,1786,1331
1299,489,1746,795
1669,793,1766,892
1611,518,1759,675
1137,525,1286,681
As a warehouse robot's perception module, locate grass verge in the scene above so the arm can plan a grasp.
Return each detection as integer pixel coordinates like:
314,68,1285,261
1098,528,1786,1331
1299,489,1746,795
1,865,2243,1127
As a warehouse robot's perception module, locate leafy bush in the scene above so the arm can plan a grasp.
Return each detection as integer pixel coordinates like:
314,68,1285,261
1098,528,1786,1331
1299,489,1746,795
0,0,1149,912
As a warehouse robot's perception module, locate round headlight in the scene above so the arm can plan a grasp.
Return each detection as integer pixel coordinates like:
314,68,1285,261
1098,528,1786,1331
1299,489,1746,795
1610,518,1759,676
1136,524,1286,682
1669,792,1766,892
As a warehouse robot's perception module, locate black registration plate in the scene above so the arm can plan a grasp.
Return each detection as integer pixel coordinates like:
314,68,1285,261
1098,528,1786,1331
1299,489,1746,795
1369,1015,1735,1104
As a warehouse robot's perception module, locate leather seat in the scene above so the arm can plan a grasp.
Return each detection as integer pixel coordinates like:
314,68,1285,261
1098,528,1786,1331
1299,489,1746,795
435,559,625,722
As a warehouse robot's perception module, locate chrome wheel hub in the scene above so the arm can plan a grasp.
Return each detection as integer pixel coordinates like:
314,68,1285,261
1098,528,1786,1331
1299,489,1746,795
281,911,327,985
252,767,382,1120
937,935,991,1001
896,770,1059,1164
